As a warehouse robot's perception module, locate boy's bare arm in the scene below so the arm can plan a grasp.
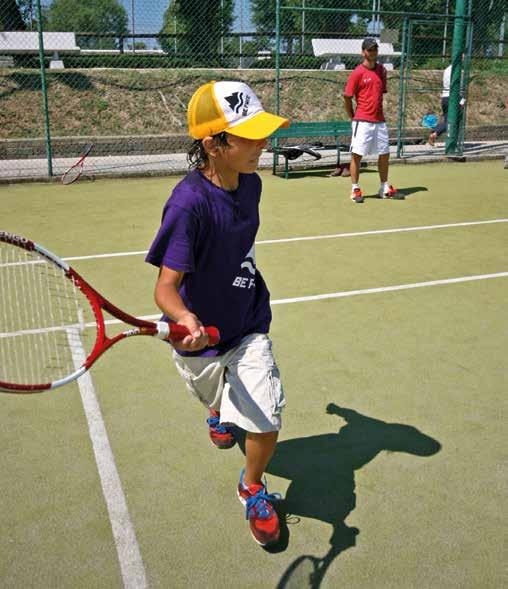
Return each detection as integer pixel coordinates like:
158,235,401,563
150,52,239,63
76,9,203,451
343,96,355,119
154,265,210,351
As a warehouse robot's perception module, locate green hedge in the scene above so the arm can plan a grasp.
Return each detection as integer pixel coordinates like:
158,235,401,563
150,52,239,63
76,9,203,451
10,53,502,72
13,54,230,69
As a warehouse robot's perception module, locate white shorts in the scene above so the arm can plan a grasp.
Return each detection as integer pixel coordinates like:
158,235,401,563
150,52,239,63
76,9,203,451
350,121,390,156
172,333,286,433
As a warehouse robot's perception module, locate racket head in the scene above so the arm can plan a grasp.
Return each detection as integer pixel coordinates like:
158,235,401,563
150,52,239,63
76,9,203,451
0,232,220,393
61,144,93,184
61,164,83,185
0,232,100,392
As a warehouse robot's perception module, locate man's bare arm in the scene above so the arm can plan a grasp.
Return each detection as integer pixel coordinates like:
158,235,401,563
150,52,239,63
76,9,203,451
343,96,355,119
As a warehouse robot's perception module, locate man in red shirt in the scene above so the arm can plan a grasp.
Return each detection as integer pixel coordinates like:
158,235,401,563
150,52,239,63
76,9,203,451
343,38,401,203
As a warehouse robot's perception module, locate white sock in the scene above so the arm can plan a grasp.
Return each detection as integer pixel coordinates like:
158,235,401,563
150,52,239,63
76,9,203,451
381,182,390,192
352,183,360,190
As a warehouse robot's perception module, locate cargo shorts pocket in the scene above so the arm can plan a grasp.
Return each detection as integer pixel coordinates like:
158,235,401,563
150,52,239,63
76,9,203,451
173,352,225,406
267,367,286,416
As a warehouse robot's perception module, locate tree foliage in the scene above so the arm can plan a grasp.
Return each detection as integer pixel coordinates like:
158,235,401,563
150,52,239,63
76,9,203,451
0,0,26,30
159,0,235,57
470,0,506,55
46,0,128,48
251,0,372,54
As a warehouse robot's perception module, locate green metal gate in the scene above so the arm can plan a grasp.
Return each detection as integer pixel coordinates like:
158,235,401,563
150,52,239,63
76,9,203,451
397,8,473,158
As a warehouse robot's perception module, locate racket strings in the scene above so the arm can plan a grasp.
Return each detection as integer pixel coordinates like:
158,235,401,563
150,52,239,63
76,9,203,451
62,165,82,185
0,243,94,386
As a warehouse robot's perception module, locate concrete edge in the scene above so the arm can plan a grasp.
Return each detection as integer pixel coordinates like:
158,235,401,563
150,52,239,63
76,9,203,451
0,152,505,185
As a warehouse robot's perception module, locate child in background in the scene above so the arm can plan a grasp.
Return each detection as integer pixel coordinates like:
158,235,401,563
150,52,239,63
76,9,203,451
146,81,289,547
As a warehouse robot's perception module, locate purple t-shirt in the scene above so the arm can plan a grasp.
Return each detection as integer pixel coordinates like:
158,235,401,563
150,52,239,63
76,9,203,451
145,169,272,357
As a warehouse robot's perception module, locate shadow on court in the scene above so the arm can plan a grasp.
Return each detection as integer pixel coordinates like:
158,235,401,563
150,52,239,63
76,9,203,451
398,186,429,197
235,404,441,586
275,161,372,181
361,185,428,200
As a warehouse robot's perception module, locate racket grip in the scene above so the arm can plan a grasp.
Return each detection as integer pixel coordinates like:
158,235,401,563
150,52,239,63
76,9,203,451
203,326,220,346
157,322,220,346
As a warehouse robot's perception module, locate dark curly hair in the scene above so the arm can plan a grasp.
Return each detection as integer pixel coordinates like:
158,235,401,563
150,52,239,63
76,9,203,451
187,132,230,170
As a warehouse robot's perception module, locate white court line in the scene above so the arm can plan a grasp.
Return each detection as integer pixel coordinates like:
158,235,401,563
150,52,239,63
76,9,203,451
67,329,148,589
257,218,508,246
94,271,508,326
1,219,506,268
57,218,508,262
270,272,508,305
3,272,507,340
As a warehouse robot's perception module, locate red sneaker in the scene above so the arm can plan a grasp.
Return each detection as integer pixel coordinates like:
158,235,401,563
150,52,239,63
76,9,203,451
237,469,281,546
206,410,236,449
379,184,404,199
350,187,364,203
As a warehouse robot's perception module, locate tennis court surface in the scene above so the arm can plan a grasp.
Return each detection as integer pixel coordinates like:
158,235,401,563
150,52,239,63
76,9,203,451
1,160,506,588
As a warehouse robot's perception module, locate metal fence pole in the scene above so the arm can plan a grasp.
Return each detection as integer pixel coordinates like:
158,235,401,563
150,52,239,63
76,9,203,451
273,0,281,174
36,0,53,177
275,0,281,116
445,0,466,155
458,12,474,151
396,16,409,159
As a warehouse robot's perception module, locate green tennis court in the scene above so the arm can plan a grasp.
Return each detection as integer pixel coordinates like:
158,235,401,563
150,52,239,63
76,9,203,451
1,160,506,588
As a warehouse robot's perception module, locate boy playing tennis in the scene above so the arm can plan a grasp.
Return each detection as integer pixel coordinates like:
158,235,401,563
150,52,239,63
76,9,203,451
146,81,289,547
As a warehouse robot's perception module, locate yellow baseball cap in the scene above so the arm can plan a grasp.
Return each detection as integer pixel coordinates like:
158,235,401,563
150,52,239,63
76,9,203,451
188,81,290,140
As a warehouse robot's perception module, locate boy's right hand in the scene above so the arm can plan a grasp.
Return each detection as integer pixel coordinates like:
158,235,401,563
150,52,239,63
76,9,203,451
172,312,211,352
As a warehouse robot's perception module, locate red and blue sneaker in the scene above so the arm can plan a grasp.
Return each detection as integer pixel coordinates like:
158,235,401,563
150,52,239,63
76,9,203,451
206,409,236,449
237,469,281,546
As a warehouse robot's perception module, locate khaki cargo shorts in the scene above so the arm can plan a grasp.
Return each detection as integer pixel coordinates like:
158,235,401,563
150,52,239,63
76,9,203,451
173,333,286,433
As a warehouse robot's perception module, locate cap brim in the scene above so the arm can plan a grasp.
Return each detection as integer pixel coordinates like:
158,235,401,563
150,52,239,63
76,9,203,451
225,112,290,140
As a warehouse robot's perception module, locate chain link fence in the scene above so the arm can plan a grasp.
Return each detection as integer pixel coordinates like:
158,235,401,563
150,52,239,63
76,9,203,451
0,1,506,180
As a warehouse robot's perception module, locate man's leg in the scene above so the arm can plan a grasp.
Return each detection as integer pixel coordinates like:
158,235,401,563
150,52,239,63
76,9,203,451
350,152,362,185
378,152,402,199
376,121,402,199
349,152,364,203
378,152,389,183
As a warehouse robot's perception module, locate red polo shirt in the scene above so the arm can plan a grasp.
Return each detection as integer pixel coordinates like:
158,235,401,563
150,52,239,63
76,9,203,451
344,63,387,123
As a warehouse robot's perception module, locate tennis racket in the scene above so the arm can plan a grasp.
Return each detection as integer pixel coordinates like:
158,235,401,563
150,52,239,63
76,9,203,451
61,143,94,185
271,144,322,162
0,231,220,393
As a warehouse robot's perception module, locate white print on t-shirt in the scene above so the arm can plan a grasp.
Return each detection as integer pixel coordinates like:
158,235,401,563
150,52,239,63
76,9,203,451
232,243,256,289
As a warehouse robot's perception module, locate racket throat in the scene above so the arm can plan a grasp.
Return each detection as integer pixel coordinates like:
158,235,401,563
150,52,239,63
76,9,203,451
153,321,170,340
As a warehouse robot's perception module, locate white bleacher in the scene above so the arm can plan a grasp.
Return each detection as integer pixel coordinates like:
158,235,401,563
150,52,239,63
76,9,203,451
80,49,165,55
312,38,400,71
0,32,80,68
